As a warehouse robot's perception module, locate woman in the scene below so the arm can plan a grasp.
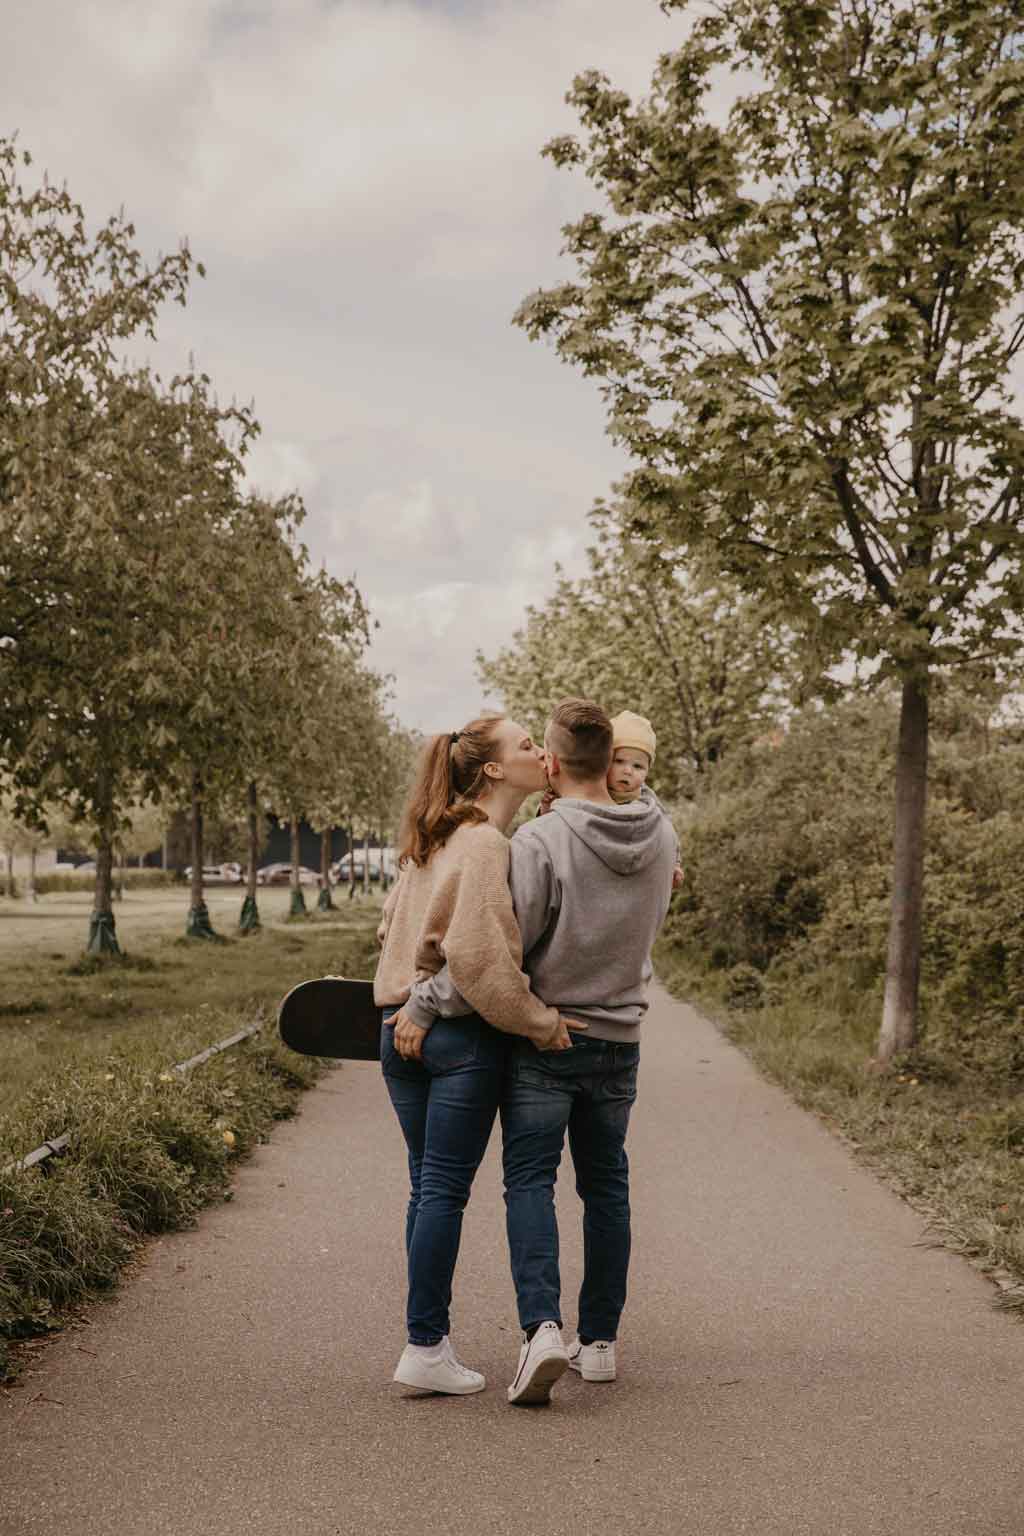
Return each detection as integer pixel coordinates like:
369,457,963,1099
374,714,574,1395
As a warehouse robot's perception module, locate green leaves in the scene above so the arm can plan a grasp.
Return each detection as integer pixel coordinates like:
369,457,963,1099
519,1,1024,680
0,137,381,921
478,497,798,797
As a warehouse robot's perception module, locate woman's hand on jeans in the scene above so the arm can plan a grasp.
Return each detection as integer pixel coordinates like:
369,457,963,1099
391,1009,430,1061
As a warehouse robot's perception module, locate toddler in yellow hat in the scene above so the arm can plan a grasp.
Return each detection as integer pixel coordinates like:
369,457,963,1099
608,710,684,889
607,710,657,804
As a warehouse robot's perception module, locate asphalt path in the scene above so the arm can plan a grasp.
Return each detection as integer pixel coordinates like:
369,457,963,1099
3,984,1023,1535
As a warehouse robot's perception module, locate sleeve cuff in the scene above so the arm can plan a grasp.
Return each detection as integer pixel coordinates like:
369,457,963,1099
402,993,437,1032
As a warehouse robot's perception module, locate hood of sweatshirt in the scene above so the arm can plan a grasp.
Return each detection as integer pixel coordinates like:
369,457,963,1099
551,786,669,876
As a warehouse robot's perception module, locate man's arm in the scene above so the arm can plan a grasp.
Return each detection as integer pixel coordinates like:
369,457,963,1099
402,965,471,1031
508,827,559,958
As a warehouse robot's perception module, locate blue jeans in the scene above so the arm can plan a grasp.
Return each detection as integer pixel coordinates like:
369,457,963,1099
381,1008,507,1345
501,1035,639,1341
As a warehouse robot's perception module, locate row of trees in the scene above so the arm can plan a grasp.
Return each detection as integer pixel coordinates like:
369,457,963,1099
479,499,797,802
0,138,411,953
508,0,1024,1062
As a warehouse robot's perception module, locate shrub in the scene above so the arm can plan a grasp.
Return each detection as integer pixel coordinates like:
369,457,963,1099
667,690,1024,1081
0,1022,329,1379
33,869,177,897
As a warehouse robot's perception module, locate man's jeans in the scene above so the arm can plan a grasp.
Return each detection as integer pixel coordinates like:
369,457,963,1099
501,1034,639,1341
381,1009,506,1344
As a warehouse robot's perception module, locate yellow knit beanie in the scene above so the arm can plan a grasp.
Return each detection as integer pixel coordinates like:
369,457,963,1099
610,710,656,764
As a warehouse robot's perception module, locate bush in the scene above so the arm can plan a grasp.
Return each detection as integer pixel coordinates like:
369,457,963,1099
0,1023,328,1379
724,962,765,1011
33,869,176,896
667,689,1024,1081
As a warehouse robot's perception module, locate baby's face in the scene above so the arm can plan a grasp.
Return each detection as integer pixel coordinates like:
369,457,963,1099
609,747,650,798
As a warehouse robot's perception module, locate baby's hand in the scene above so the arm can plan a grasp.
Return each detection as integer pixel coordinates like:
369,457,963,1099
672,865,684,891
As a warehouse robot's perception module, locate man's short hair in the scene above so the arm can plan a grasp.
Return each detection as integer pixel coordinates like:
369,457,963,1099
546,698,613,780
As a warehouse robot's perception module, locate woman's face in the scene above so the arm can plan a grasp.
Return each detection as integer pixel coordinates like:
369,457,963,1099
492,718,547,794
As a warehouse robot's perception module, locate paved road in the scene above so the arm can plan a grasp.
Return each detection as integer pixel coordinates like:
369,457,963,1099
3,985,1023,1536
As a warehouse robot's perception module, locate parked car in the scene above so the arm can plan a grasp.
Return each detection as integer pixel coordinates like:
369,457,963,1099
256,863,322,887
331,849,394,884
184,863,243,885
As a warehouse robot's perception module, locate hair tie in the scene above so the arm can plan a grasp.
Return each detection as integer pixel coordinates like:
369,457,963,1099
450,731,460,746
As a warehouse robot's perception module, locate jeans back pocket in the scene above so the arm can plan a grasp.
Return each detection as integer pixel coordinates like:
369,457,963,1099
422,1018,480,1074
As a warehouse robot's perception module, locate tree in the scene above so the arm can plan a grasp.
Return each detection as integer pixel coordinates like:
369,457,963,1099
259,562,370,921
516,0,1024,1059
1,138,196,777
479,500,794,798
369,719,419,888
305,660,384,912
215,492,315,934
7,366,251,953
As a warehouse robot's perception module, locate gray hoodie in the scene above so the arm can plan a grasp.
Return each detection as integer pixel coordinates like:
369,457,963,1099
405,787,677,1044
505,790,677,1041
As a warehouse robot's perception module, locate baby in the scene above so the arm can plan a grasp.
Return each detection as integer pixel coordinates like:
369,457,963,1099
608,711,684,889
608,710,657,804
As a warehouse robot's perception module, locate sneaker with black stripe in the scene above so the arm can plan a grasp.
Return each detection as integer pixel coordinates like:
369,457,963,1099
507,1321,569,1405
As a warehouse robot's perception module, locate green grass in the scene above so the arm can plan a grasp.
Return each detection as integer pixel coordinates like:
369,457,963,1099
0,885,380,1117
0,885,383,1381
655,938,1024,1319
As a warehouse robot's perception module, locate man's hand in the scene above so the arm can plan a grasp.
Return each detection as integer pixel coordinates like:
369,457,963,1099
672,865,684,891
390,1008,430,1061
546,1015,588,1052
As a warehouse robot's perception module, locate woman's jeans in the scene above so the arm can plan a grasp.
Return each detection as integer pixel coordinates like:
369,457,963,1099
501,1034,639,1342
381,1008,507,1345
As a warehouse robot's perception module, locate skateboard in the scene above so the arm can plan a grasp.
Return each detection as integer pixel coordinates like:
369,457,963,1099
278,977,381,1060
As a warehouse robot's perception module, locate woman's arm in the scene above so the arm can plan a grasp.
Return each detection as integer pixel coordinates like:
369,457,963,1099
409,832,563,1049
376,875,402,946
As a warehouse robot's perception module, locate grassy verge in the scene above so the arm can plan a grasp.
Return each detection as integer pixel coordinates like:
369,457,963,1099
0,889,382,1381
655,938,1024,1318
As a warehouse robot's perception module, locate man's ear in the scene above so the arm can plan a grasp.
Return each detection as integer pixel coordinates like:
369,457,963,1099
546,752,561,778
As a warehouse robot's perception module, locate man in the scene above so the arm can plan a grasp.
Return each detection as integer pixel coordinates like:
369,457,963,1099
400,698,677,1405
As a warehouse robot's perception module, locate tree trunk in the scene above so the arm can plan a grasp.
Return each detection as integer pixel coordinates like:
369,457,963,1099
317,828,334,911
379,829,389,891
239,779,261,933
4,846,14,899
114,843,125,902
186,768,217,938
348,821,357,900
362,830,370,894
87,778,120,955
165,808,189,875
877,673,929,1063
25,845,38,904
289,813,307,918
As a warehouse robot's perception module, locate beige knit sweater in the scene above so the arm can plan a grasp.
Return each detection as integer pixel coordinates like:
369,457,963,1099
373,820,561,1049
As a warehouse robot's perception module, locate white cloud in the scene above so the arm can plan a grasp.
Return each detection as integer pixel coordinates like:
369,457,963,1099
244,437,321,501
3,0,687,730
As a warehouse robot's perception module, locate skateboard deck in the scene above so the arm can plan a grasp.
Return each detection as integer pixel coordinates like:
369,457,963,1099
278,977,381,1060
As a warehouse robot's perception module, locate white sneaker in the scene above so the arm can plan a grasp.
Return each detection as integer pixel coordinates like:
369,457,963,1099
567,1337,616,1381
393,1336,485,1395
507,1321,569,1405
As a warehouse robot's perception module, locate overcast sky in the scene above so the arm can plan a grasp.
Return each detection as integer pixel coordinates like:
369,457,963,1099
4,0,685,731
